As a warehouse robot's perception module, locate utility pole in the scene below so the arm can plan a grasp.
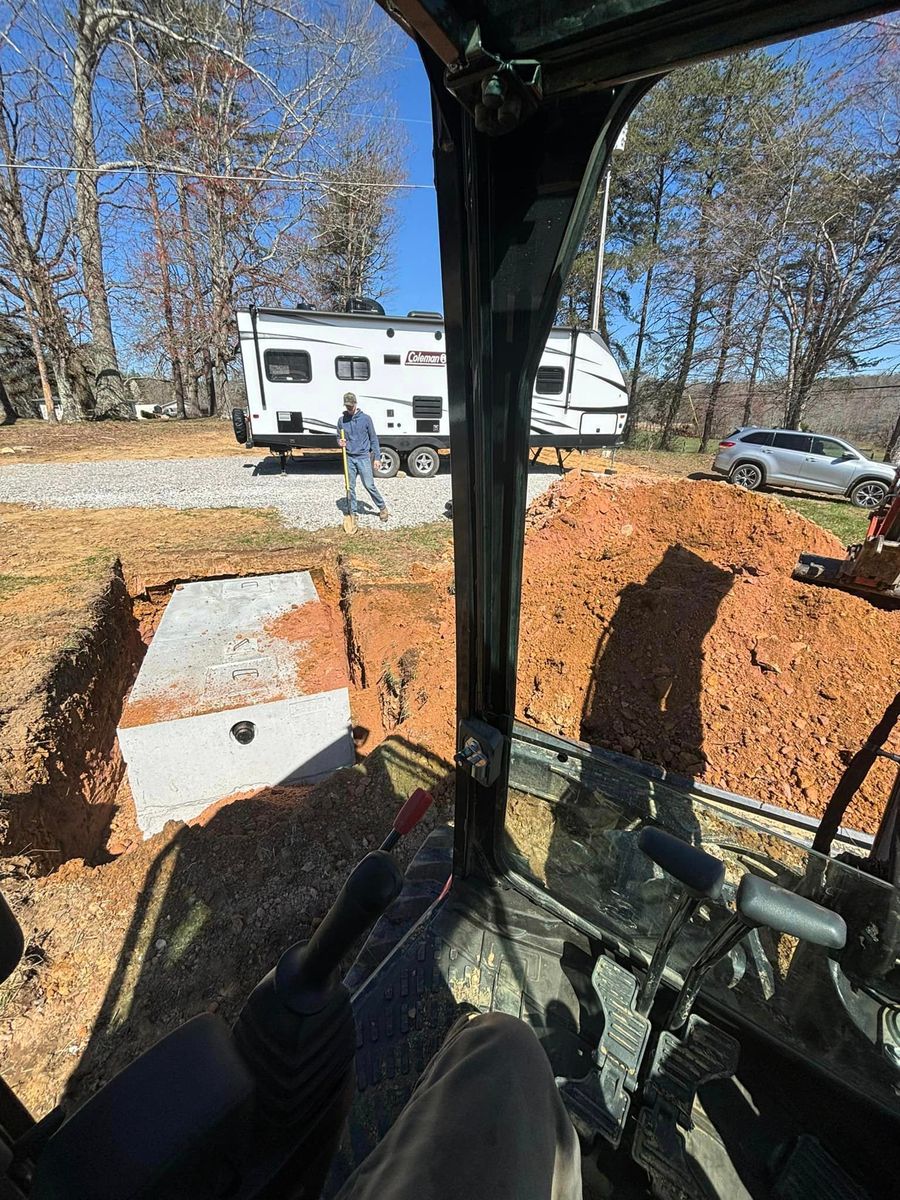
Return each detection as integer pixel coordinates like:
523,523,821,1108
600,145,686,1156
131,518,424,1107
590,170,612,331
590,124,628,332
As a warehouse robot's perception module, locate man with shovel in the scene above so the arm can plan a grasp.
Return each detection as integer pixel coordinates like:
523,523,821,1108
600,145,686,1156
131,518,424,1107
337,392,390,532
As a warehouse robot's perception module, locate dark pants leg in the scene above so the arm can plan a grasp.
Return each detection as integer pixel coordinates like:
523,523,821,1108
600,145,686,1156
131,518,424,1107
335,1012,582,1200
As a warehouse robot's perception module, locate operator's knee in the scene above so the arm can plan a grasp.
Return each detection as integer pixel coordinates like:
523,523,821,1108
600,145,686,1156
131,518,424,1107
456,1011,550,1065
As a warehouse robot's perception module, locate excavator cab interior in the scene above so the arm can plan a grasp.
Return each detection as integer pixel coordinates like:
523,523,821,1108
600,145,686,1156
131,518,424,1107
2,2,900,1198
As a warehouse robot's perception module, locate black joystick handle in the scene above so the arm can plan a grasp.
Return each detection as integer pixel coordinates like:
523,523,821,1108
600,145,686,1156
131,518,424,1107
276,851,403,1015
668,873,847,1030
635,828,725,1016
638,828,726,900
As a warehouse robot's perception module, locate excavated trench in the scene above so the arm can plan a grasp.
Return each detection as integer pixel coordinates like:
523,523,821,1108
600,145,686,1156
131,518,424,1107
1,556,443,877
7,473,897,881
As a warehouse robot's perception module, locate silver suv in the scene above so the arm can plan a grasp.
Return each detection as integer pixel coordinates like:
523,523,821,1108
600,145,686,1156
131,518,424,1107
712,428,897,508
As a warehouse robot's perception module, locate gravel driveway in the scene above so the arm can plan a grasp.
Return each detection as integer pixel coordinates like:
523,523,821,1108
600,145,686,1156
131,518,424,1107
0,454,559,530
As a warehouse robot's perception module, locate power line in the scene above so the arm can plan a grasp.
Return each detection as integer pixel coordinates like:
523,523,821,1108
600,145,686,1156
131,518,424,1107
0,159,435,189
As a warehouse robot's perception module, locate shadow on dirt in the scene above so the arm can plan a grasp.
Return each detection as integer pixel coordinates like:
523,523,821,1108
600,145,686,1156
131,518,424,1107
580,543,733,776
505,543,733,927
58,734,452,1111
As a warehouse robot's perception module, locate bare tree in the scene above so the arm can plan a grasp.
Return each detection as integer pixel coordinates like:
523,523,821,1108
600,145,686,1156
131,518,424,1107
771,154,900,429
0,67,91,421
107,0,392,413
304,126,403,309
69,0,132,416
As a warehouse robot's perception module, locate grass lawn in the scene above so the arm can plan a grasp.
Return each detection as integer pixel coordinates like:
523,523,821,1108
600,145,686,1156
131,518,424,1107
780,496,871,544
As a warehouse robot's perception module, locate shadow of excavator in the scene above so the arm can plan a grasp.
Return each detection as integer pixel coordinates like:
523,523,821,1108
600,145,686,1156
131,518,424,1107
57,733,453,1111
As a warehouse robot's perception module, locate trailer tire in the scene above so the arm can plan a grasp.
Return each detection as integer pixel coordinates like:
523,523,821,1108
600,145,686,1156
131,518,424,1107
407,445,440,478
231,407,249,445
375,447,400,478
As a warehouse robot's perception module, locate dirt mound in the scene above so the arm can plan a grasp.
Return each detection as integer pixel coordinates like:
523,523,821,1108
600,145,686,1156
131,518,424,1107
518,474,900,833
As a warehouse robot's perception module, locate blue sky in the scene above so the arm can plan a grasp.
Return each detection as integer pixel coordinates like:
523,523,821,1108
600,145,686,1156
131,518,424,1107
381,53,443,315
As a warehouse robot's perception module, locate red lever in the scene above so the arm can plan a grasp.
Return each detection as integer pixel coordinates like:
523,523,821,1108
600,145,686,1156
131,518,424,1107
380,788,434,851
394,788,433,834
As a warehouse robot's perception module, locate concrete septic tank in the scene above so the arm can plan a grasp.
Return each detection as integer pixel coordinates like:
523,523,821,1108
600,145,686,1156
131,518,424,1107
118,572,354,837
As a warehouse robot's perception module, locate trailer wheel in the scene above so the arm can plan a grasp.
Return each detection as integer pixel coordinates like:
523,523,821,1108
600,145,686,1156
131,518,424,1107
375,447,400,478
407,445,440,478
231,407,249,445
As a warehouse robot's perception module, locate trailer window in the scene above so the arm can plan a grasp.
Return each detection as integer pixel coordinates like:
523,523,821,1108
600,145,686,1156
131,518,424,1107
336,356,370,382
535,366,565,395
265,350,311,383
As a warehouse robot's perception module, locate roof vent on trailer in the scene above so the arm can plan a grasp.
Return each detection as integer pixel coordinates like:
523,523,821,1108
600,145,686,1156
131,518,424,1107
345,296,385,316
407,310,443,320
295,300,315,311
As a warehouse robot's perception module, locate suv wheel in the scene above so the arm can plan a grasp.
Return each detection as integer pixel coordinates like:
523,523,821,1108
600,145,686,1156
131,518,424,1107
730,462,763,491
849,479,888,509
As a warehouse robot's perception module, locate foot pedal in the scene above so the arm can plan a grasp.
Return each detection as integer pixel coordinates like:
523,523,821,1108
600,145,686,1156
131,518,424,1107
773,1135,871,1200
557,956,650,1148
632,1015,739,1198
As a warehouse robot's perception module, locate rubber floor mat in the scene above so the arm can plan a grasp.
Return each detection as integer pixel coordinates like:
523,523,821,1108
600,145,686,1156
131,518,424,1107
324,874,598,1194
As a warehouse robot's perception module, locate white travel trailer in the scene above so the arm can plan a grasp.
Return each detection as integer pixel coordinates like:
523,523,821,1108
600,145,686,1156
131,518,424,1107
234,303,628,477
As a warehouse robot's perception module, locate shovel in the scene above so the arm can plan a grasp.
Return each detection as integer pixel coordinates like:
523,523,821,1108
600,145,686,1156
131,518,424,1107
340,441,355,534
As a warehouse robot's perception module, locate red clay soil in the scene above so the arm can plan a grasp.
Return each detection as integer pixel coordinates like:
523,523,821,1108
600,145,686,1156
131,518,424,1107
341,571,454,753
265,599,348,695
514,474,900,834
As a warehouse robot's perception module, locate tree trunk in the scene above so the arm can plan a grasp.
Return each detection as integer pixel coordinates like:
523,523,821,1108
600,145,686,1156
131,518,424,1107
885,404,900,465
699,285,736,453
71,26,129,418
741,312,770,426
623,162,665,446
142,174,186,416
0,379,15,423
52,355,83,423
174,177,215,415
659,271,705,450
782,324,802,427
21,289,56,422
206,191,233,417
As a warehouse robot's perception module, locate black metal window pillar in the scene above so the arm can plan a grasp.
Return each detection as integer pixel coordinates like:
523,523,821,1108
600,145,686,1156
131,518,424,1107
420,48,649,877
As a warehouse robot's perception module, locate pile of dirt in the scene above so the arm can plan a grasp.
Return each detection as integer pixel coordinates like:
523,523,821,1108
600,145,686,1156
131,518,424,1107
516,474,900,833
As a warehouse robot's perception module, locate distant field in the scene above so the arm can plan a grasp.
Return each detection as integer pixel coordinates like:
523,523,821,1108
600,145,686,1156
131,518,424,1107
0,417,240,463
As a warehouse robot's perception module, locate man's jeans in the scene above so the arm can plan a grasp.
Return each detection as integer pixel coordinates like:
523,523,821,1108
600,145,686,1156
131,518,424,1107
347,454,386,515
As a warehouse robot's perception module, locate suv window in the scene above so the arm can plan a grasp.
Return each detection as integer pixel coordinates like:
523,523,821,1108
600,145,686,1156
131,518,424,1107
808,437,847,459
773,432,812,453
740,431,774,446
